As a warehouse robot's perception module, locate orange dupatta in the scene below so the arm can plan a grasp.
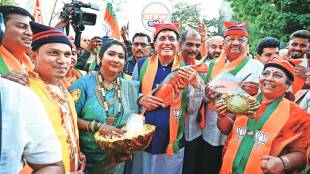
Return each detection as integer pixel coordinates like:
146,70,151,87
209,49,248,80
220,98,290,174
0,45,34,73
141,55,183,155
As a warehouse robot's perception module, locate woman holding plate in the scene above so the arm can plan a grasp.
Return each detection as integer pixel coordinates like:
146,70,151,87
70,40,140,174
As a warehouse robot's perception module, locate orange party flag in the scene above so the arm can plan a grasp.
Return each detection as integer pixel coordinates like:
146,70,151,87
104,3,120,40
33,0,43,24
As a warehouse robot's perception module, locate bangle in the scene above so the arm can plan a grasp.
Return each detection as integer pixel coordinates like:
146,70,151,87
95,122,102,132
218,115,234,123
225,116,235,123
279,156,287,173
98,123,106,132
89,120,97,132
137,94,144,105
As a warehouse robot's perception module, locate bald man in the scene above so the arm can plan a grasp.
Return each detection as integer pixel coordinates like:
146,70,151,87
201,36,224,64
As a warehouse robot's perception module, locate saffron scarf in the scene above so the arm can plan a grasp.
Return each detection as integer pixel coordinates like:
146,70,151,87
220,96,290,174
179,53,206,128
0,45,34,74
140,55,186,155
205,50,249,83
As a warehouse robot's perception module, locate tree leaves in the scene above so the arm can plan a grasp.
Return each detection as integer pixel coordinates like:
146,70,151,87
171,2,225,37
0,0,14,5
228,0,310,53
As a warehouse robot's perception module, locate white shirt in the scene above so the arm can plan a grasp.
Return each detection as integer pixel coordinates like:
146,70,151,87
202,58,264,146
184,84,205,141
0,78,62,174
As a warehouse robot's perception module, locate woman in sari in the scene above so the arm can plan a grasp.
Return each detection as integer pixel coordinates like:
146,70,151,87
215,60,310,174
70,40,140,174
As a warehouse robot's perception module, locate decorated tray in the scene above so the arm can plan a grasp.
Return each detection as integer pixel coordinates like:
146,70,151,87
94,124,156,162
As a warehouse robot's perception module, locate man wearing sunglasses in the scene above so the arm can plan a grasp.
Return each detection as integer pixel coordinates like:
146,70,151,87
123,32,151,76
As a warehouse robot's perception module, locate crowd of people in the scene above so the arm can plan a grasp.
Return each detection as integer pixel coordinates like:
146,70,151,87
0,5,309,174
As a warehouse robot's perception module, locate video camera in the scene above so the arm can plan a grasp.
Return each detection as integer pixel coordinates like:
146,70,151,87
60,0,99,48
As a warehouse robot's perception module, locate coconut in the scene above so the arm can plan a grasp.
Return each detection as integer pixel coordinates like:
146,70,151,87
225,94,250,114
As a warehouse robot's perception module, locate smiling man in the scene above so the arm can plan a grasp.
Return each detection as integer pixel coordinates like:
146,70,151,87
130,23,203,174
178,29,206,174
179,29,202,64
202,21,264,174
27,21,85,174
0,6,34,84
201,36,224,64
287,30,310,94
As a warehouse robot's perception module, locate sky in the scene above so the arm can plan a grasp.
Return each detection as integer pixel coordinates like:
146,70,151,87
15,0,223,39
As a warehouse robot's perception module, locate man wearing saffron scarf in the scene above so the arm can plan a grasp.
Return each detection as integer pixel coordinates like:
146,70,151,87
216,60,310,173
178,29,206,174
201,21,264,173
130,23,203,174
0,6,34,85
27,21,85,174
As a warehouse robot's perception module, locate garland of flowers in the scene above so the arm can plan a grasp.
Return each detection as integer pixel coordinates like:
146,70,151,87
96,72,122,125
43,80,80,171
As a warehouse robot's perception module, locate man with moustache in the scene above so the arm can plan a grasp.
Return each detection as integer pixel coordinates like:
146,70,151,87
200,36,224,64
287,30,310,94
27,21,85,174
123,32,151,76
0,6,33,85
178,29,206,174
202,21,264,174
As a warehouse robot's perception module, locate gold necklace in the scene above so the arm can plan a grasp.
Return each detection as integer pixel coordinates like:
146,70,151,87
96,72,122,126
43,81,80,170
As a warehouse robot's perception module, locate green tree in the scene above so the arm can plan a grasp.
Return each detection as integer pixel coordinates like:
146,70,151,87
171,2,224,37
227,0,310,53
0,0,14,5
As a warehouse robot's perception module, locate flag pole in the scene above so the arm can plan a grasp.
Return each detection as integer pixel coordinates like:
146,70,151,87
48,0,58,25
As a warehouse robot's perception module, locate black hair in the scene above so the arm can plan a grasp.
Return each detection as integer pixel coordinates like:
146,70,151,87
132,32,151,44
290,30,310,41
256,37,280,55
0,5,34,22
98,39,128,64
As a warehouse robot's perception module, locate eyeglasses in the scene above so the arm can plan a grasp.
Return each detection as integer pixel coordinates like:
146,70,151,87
157,36,177,42
132,42,149,48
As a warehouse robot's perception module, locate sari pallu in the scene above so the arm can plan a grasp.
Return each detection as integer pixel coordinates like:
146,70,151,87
221,97,310,174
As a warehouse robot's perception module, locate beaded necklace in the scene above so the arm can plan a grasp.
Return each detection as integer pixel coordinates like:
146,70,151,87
43,80,80,171
96,72,122,126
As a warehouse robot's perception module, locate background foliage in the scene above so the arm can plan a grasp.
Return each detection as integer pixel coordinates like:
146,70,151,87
171,2,225,38
0,0,14,5
171,0,309,54
228,0,310,53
